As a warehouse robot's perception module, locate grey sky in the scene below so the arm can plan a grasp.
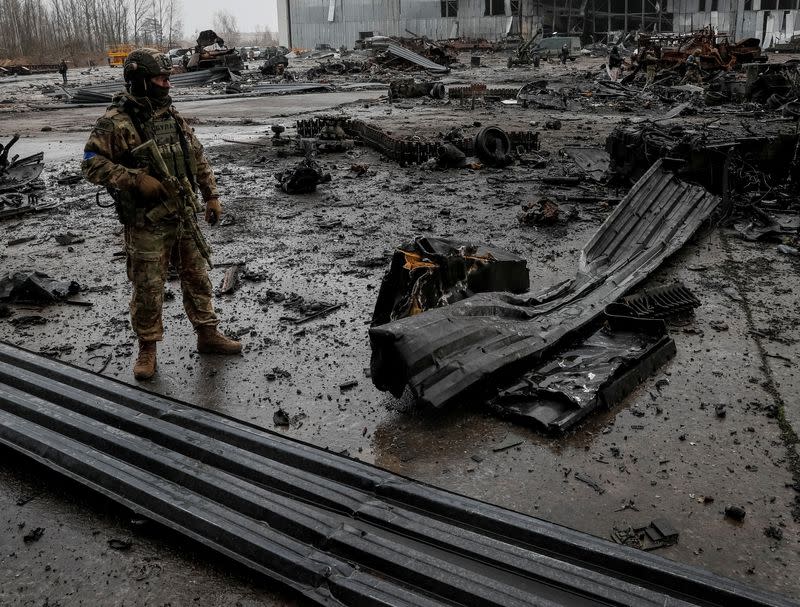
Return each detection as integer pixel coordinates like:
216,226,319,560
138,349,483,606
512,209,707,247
182,0,279,41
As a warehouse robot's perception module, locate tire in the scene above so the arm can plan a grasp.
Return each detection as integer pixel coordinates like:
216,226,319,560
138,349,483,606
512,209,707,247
474,126,512,166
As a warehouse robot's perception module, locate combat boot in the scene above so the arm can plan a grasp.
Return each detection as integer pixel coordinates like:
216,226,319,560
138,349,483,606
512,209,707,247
133,340,157,380
197,326,242,354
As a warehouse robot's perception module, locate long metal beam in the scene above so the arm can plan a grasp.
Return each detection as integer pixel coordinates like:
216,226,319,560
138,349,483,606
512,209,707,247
0,341,794,607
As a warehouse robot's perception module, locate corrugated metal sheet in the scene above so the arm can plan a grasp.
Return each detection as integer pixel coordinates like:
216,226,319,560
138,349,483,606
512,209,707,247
385,43,450,71
0,341,796,606
668,1,800,42
369,161,721,409
286,0,528,49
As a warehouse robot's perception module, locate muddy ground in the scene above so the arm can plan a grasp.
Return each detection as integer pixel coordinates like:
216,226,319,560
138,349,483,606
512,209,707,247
1,53,799,605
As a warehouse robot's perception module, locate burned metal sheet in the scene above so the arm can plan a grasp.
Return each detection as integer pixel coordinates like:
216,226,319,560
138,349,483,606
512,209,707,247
371,237,529,327
0,341,793,607
489,310,676,432
0,271,80,304
563,147,611,182
0,135,44,194
385,43,450,73
369,160,721,409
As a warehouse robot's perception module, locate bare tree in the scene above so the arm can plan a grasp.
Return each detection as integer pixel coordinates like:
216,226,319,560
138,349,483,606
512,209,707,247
166,0,182,47
256,26,279,47
0,0,185,62
132,0,151,46
213,9,239,46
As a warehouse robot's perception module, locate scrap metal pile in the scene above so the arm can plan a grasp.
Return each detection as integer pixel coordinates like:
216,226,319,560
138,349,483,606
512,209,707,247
639,26,763,72
66,68,234,103
0,135,46,219
628,26,765,89
183,29,244,73
358,35,456,70
605,120,800,205
365,100,800,431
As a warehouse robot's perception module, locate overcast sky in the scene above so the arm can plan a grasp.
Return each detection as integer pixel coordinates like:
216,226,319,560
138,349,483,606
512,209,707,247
182,0,279,41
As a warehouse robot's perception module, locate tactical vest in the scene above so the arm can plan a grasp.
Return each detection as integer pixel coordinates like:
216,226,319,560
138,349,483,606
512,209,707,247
150,112,197,181
114,103,199,225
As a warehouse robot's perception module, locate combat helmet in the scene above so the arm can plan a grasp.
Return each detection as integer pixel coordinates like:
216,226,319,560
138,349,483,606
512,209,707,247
124,48,172,81
123,48,172,97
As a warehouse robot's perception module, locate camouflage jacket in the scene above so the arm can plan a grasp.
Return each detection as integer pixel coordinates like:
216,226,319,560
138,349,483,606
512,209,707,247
81,92,218,202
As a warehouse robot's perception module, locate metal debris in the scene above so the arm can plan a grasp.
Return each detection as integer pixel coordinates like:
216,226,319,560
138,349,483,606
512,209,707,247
383,43,451,73
371,237,529,327
369,161,720,412
612,518,679,551
297,116,539,167
0,272,80,304
274,158,331,194
517,199,559,226
621,283,701,319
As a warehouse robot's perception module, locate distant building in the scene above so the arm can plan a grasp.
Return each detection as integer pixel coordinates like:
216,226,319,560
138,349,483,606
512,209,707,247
276,0,800,50
276,0,544,49
670,1,800,47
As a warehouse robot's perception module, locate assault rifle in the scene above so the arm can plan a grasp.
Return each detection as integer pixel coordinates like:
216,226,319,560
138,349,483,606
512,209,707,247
131,139,212,268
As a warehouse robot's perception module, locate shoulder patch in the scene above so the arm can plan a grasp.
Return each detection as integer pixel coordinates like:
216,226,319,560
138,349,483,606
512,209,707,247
93,117,115,133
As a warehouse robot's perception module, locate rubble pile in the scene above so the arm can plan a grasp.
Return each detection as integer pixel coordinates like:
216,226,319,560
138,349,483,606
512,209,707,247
0,135,45,218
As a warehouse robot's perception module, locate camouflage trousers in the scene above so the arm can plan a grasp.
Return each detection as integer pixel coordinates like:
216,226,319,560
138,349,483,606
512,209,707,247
645,65,656,87
124,220,217,342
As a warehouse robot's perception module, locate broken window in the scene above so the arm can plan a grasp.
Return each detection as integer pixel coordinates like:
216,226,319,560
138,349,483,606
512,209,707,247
484,0,505,16
711,0,718,10
441,0,458,17
510,0,520,14
744,0,752,9
778,0,794,9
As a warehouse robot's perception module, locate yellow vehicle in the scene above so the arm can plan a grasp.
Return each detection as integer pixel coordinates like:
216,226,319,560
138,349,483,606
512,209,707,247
107,44,134,67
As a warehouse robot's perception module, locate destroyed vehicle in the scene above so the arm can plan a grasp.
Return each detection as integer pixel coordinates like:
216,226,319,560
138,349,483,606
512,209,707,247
167,48,192,67
183,29,244,73
639,27,764,71
772,34,800,53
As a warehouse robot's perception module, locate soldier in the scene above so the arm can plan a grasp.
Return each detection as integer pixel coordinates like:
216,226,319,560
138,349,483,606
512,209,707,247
682,49,703,85
560,43,569,66
81,48,241,381
608,45,622,81
642,46,658,89
58,59,68,85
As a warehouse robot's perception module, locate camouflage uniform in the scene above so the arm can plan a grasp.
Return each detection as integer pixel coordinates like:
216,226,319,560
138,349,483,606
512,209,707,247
82,91,220,342
643,49,658,88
